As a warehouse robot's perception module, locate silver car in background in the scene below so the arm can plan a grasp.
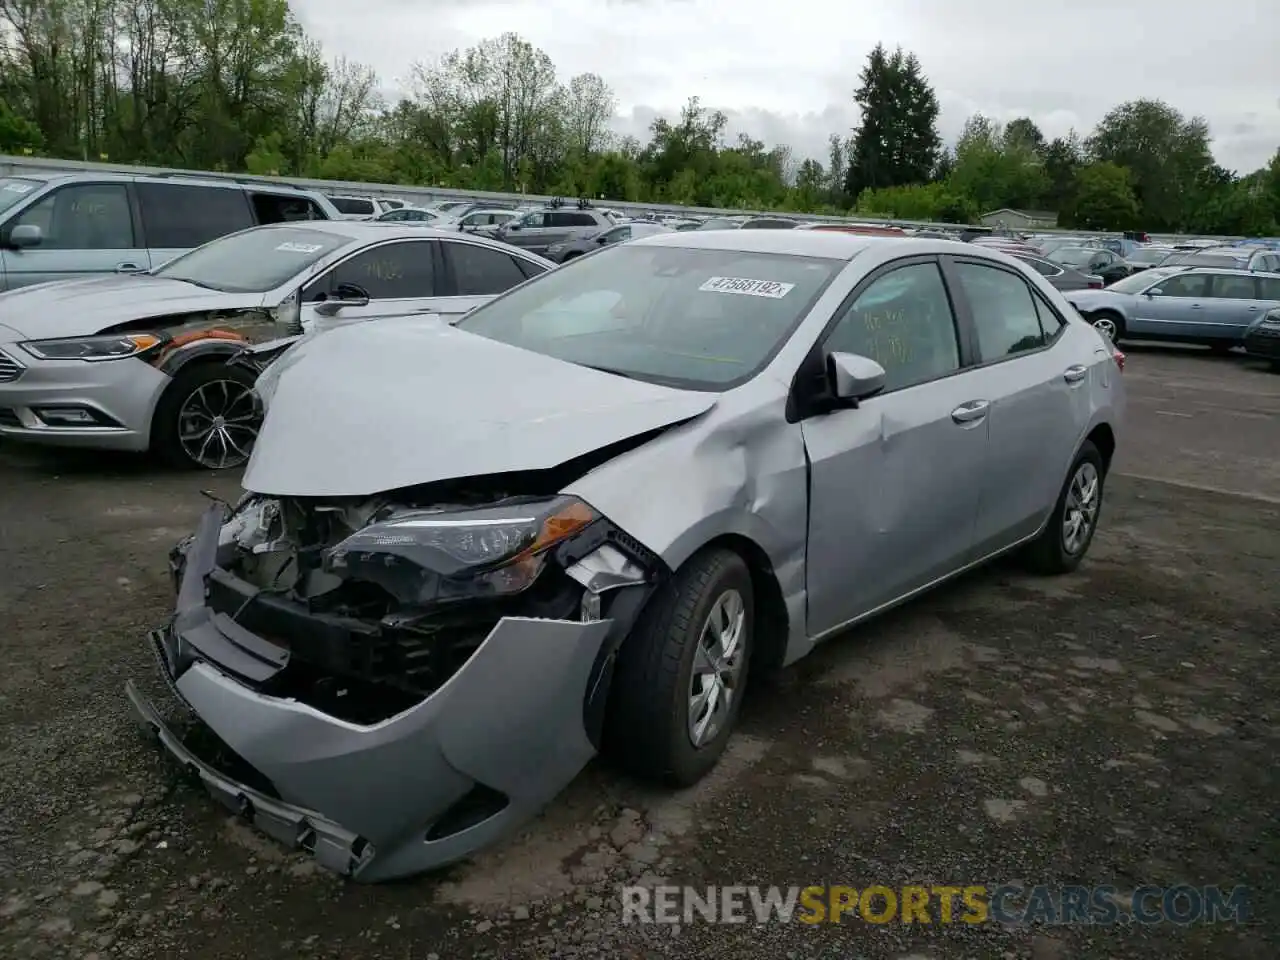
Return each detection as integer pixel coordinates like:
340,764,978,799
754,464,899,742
0,222,551,468
127,231,1123,881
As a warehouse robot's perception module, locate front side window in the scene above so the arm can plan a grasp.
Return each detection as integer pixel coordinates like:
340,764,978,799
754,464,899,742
137,183,254,248
824,262,961,391
330,197,375,216
602,226,631,244
13,183,134,250
457,245,841,390
153,226,352,293
326,241,436,299
953,262,1046,360
1151,273,1210,298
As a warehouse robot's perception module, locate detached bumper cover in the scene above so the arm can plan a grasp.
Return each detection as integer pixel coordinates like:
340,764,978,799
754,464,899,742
127,505,628,882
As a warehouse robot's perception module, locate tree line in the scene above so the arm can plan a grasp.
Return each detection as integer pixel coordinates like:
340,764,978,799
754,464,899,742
2,0,1278,234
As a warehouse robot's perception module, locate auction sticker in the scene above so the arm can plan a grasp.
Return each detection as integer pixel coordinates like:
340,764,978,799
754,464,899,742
275,242,324,253
699,276,795,298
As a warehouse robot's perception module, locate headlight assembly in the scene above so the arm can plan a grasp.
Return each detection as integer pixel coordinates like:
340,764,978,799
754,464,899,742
21,332,163,362
324,495,599,605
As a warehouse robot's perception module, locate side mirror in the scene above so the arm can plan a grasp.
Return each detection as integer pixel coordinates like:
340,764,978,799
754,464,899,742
8,223,42,249
826,352,886,403
596,234,609,244
1145,287,1162,298
313,282,370,317
506,222,522,231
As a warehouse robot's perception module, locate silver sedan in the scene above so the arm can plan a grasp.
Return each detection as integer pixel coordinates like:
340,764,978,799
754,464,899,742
0,222,551,468
127,231,1124,881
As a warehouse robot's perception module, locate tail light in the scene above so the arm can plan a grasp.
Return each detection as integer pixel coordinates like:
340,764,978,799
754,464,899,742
1112,347,1125,372
1087,278,1104,289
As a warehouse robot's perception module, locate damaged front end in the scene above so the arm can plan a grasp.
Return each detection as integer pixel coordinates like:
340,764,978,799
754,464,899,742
127,476,663,881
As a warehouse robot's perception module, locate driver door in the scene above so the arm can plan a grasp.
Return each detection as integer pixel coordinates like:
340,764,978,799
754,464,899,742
799,258,989,636
1128,271,1210,338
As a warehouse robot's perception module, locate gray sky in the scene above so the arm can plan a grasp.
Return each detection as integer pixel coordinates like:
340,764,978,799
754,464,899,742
295,0,1280,174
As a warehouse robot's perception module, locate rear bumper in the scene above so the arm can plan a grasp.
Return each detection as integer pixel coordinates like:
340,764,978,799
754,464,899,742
128,505,634,882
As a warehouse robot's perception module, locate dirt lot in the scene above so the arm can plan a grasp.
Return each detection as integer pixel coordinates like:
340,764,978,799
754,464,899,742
1,348,1277,959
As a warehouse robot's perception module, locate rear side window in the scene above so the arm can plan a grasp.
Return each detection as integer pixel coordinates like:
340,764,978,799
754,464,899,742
1259,277,1280,300
11,182,135,250
1022,257,1062,277
1208,274,1257,299
444,242,529,295
137,183,254,249
952,262,1045,360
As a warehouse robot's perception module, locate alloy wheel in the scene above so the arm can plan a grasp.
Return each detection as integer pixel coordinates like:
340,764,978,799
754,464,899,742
687,589,747,748
1062,461,1100,555
176,379,261,469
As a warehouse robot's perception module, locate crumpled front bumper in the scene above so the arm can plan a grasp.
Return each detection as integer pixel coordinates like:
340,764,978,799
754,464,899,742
126,505,637,882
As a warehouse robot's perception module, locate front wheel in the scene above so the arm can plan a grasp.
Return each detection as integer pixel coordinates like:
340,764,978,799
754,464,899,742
1023,440,1106,575
151,362,262,470
605,548,754,786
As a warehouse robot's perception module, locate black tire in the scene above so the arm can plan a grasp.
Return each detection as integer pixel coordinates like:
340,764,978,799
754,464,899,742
151,361,262,470
605,548,754,787
1207,342,1233,355
1023,440,1106,575
1270,360,1280,373
1087,310,1125,343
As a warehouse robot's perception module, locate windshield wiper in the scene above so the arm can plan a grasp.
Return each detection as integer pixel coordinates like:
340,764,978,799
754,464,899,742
577,363,641,381
165,275,221,291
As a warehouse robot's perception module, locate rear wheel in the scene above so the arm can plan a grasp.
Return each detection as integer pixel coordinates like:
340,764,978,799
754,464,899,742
1023,441,1105,575
151,362,262,470
606,548,754,786
1087,310,1125,343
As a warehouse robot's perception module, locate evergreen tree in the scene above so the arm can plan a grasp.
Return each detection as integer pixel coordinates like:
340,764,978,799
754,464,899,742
844,44,942,199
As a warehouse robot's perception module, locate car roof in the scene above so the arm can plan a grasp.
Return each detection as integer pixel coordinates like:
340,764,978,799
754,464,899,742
256,220,538,250
25,170,321,197
631,230,1021,263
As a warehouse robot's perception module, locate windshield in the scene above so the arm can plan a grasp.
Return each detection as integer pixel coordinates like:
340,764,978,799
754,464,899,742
1049,247,1100,268
1160,252,1247,268
0,177,43,216
456,244,842,390
153,226,353,293
1106,268,1181,294
1128,248,1172,264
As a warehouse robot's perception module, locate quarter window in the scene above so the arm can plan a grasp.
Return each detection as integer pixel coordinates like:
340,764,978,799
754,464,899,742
326,241,436,299
445,242,528,295
953,262,1046,360
825,262,961,391
12,183,134,250
137,183,254,248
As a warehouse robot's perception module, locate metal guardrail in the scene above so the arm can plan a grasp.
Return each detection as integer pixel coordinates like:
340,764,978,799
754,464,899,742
0,154,1244,242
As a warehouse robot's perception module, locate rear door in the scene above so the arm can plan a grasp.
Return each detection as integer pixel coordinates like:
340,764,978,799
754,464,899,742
436,240,547,322
0,180,146,289
136,182,255,270
501,211,551,252
945,257,1091,553
299,238,441,332
1203,273,1263,340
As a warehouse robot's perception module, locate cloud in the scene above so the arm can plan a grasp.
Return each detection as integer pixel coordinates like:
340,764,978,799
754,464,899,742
294,0,1280,173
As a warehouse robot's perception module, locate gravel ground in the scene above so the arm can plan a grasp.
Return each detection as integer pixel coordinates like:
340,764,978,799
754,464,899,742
1,348,1277,959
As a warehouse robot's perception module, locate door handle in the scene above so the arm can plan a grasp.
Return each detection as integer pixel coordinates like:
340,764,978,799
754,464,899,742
1063,364,1088,384
114,261,142,272
1190,304,1203,309
951,400,990,424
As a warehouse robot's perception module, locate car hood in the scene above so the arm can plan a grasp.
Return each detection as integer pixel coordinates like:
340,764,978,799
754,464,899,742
0,274,264,339
242,320,719,498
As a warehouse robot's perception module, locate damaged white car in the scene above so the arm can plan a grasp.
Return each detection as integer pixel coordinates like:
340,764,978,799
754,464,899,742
126,230,1124,881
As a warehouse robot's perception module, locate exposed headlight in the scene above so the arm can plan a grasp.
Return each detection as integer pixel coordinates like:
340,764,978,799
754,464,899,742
1262,310,1280,326
20,332,162,361
324,495,599,604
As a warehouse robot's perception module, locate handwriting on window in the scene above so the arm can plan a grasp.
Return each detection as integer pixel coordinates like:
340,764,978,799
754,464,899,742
860,309,915,366
363,258,403,281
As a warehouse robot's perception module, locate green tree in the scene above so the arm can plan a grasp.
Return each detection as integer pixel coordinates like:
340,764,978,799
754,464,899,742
947,114,1048,214
1072,162,1140,230
844,44,941,199
1086,99,1214,230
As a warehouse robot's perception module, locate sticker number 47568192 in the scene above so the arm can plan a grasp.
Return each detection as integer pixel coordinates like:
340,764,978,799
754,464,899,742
699,276,796,299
